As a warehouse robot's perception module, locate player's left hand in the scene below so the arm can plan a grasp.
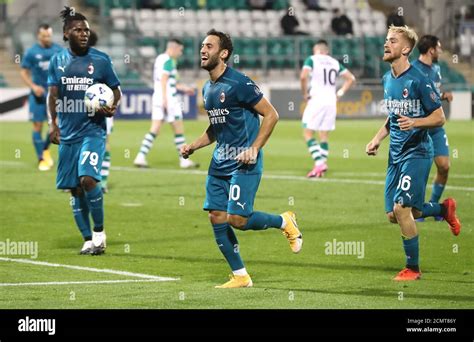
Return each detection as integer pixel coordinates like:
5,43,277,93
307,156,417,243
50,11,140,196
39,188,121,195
336,89,345,99
442,92,453,102
397,114,416,131
235,147,258,164
97,105,117,118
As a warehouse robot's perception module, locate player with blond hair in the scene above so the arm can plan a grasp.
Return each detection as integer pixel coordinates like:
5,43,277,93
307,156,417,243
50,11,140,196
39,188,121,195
366,26,461,281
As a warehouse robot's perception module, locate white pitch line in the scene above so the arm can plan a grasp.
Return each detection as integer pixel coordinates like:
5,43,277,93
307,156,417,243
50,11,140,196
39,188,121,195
120,202,143,207
0,160,27,166
331,171,474,179
2,160,473,179
111,166,474,192
0,160,472,191
0,279,164,287
0,257,179,281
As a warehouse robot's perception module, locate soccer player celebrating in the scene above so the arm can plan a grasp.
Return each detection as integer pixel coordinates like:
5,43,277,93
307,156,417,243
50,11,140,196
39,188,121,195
47,7,121,255
300,40,355,178
134,39,198,169
412,35,453,220
366,26,461,281
20,24,63,171
181,29,302,289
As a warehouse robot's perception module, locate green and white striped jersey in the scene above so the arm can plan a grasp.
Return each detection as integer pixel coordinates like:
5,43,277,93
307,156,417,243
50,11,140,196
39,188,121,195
153,53,178,104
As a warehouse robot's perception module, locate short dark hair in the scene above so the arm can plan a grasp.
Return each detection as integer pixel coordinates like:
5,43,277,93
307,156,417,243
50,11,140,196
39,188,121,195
168,38,183,45
60,6,88,41
37,23,51,33
206,29,233,62
316,39,329,46
418,35,439,54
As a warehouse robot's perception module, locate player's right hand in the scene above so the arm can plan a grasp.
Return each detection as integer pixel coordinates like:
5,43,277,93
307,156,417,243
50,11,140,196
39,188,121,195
49,124,60,145
180,144,194,159
303,94,311,102
32,84,45,97
365,140,379,156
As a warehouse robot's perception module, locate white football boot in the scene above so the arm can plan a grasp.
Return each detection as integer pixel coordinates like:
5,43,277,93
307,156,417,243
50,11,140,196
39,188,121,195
91,231,107,255
179,157,199,169
80,240,93,255
133,153,149,168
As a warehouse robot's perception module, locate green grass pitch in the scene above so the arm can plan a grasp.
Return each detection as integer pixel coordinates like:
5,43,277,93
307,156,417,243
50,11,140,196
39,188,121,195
0,119,472,309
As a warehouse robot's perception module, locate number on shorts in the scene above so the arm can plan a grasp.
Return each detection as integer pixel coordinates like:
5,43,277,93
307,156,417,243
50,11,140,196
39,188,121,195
397,175,411,191
81,151,99,166
444,134,449,146
229,184,240,201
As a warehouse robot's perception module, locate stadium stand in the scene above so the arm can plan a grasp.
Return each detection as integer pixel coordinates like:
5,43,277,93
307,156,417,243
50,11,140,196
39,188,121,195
69,0,462,86
6,0,468,89
0,74,8,88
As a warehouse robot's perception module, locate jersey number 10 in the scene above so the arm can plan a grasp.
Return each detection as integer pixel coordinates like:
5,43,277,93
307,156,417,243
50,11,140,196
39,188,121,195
323,68,337,86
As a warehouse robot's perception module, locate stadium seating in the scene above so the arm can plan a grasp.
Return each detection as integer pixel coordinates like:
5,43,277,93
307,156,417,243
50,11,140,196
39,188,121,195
0,74,8,87
87,0,290,11
93,0,395,79
45,0,460,86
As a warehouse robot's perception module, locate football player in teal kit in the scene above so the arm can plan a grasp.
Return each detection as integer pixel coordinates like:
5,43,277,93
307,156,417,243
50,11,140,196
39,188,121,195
181,30,302,288
20,24,63,171
413,35,453,220
366,26,461,281
47,7,121,255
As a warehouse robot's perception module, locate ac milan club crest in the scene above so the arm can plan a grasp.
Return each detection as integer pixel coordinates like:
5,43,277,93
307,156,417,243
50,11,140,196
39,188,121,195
87,63,94,75
402,88,409,98
219,91,225,103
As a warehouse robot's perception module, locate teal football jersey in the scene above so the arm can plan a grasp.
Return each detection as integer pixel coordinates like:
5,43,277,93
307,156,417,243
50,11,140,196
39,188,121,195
47,48,120,144
202,67,264,176
382,65,441,163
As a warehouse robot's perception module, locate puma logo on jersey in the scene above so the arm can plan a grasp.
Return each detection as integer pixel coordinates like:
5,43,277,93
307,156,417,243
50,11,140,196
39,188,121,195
58,66,65,72
237,202,246,210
